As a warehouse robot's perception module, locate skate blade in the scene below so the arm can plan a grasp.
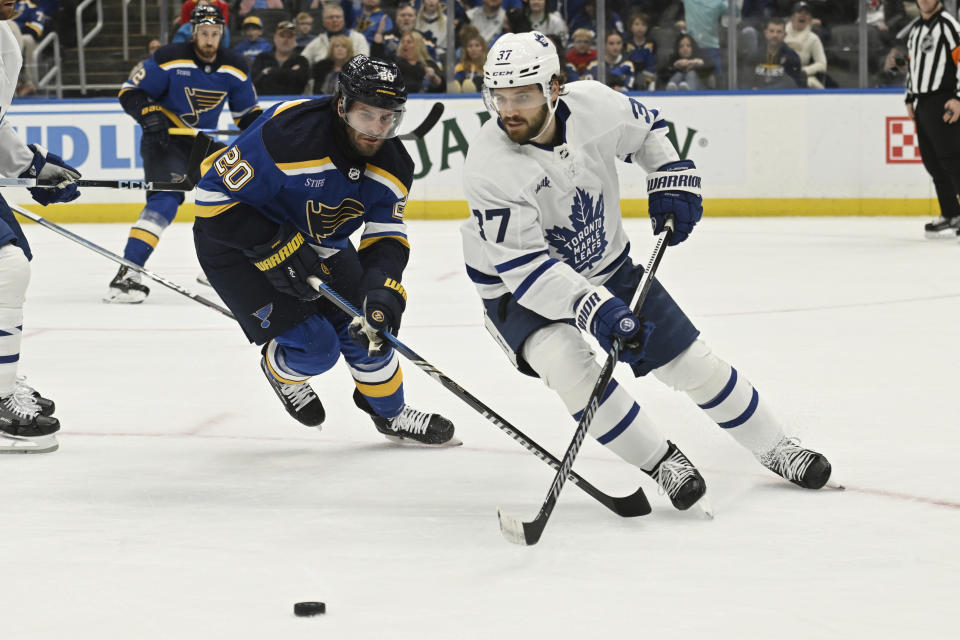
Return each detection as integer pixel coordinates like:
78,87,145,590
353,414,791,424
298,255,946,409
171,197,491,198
0,433,59,454
695,495,714,520
825,479,845,490
382,434,463,448
103,291,147,304
924,230,957,239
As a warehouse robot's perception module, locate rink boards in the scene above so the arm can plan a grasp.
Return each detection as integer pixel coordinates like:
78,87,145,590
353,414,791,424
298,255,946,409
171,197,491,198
3,89,935,221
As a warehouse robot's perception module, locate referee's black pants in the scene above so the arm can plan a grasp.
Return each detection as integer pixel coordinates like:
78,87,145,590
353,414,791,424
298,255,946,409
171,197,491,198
915,91,960,219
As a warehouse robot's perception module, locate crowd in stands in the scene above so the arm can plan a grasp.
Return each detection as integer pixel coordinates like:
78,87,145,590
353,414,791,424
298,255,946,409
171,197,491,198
4,0,930,96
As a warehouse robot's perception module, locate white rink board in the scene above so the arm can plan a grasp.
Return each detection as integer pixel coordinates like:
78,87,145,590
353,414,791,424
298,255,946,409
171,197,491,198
2,89,931,211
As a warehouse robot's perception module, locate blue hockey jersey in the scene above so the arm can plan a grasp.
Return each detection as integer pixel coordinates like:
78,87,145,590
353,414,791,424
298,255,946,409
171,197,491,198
118,41,260,130
194,97,412,270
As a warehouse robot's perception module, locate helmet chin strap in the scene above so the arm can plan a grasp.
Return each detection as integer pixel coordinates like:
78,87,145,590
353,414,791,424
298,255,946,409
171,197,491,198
531,83,560,144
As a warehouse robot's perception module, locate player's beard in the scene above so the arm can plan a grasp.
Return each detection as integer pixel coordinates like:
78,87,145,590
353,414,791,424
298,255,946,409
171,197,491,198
501,104,549,144
345,126,387,157
194,41,219,62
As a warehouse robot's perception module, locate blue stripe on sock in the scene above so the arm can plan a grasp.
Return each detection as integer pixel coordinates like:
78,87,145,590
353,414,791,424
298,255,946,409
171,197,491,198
596,402,640,444
698,367,737,409
717,388,759,429
572,379,620,421
0,353,20,364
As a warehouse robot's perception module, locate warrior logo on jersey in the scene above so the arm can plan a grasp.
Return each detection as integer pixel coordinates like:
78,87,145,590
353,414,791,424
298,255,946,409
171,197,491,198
180,87,228,126
546,188,607,272
305,197,365,239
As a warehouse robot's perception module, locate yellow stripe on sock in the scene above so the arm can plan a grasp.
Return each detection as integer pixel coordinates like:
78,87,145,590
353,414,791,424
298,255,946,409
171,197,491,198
353,367,403,398
128,228,159,248
265,356,308,386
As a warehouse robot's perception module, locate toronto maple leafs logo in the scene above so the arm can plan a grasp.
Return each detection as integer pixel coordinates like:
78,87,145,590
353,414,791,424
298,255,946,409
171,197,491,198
546,188,608,272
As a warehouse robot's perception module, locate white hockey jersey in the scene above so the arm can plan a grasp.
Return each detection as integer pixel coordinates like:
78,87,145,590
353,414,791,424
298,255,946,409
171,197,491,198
460,80,681,321
0,21,34,178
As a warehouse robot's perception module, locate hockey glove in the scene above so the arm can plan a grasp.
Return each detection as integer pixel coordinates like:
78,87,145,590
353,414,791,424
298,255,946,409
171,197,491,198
574,287,655,365
244,226,323,301
647,159,703,246
18,144,81,206
138,104,170,149
349,275,407,356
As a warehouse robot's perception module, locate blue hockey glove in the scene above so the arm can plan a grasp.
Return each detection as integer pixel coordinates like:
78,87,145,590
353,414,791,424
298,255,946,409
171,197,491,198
245,226,323,301
138,104,170,149
647,159,703,246
574,287,655,364
18,144,81,206
349,274,407,356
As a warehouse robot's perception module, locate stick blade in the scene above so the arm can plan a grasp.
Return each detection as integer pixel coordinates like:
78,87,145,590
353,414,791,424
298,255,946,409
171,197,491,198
609,486,653,517
399,102,444,140
497,508,544,546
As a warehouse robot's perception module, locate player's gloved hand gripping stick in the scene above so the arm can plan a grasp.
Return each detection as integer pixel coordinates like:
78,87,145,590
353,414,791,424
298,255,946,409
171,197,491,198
306,275,651,520
497,217,676,546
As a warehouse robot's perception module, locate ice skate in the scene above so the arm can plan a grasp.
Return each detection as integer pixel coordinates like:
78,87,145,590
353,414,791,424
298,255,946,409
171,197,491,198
924,215,960,239
104,266,150,303
757,436,832,489
16,376,54,416
260,350,324,427
0,385,60,454
353,390,459,447
645,441,710,515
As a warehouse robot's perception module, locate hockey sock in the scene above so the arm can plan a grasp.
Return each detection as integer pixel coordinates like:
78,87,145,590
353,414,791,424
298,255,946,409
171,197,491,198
654,339,785,454
348,350,404,419
122,195,180,265
0,244,29,397
523,323,669,470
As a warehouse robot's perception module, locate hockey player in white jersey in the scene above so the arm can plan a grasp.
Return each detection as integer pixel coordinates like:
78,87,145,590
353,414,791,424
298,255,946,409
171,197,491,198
460,31,833,511
0,4,81,453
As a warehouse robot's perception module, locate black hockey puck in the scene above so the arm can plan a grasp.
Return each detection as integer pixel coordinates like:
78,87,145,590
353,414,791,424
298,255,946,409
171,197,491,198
294,601,325,617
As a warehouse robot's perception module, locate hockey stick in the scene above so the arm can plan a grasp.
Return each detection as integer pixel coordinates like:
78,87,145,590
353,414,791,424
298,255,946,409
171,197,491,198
306,275,651,519
0,135,214,192
167,102,444,142
8,202,235,319
498,218,675,546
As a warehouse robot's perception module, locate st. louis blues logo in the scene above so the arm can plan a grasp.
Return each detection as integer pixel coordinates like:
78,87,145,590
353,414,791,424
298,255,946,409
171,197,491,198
180,87,227,127
546,188,608,272
252,303,273,329
305,197,365,240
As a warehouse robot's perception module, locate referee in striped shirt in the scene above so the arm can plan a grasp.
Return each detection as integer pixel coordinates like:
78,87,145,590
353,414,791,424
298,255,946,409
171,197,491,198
907,0,960,238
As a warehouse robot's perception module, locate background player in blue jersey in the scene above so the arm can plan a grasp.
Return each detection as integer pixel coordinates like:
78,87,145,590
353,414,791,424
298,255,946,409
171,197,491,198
192,55,456,446
108,4,262,303
1,1,79,453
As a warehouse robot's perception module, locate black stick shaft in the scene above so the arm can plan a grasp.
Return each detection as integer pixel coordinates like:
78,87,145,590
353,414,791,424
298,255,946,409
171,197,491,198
307,276,650,518
9,203,235,319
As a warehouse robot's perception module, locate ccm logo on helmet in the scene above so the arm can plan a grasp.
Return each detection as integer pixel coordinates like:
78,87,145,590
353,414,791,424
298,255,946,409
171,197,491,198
491,70,514,76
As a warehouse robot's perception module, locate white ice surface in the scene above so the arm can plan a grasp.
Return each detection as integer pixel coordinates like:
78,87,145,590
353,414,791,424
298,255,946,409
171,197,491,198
2,217,958,639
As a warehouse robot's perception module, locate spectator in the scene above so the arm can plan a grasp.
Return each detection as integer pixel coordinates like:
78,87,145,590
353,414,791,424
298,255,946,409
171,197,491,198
233,15,272,64
566,27,597,77
526,0,568,47
590,30,635,92
874,43,907,88
180,0,229,26
625,12,657,89
415,0,448,55
394,31,444,93
353,0,393,45
128,37,163,77
784,1,827,88
866,0,908,47
174,0,231,46
300,3,370,65
372,3,438,61
238,0,283,18
251,21,310,94
677,0,728,78
311,33,354,94
466,0,506,47
663,33,715,90
489,7,531,47
452,30,486,92
568,0,625,38
10,0,51,95
741,16,803,89
295,12,317,48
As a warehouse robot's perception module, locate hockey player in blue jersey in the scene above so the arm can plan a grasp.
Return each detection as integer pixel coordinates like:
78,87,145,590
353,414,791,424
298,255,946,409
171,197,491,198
1,1,79,453
107,4,262,303
461,32,833,511
192,55,456,446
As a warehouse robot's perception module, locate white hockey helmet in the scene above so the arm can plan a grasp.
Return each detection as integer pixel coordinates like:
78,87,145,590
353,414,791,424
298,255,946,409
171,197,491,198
482,31,561,139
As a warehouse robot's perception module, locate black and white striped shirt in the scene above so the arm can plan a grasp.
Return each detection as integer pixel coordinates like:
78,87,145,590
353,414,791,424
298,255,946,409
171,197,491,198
906,7,960,102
